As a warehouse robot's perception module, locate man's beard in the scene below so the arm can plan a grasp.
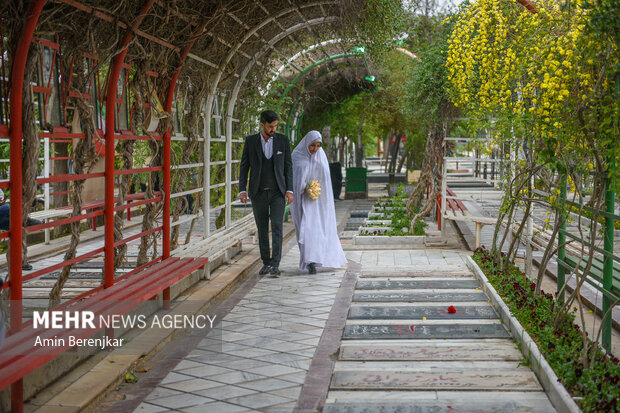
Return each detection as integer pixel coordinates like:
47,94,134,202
264,129,275,137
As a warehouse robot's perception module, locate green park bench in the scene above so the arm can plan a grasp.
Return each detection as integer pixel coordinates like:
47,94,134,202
558,255,620,302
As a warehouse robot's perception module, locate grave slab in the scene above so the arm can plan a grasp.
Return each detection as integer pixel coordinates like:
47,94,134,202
356,279,479,290
360,270,473,278
331,370,541,391
352,291,487,302
339,341,522,361
348,305,497,320
323,401,519,413
343,323,510,340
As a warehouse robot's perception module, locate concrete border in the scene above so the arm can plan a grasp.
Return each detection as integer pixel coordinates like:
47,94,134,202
466,256,582,413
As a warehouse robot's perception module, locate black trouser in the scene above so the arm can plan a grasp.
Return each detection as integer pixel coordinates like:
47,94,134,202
251,188,285,266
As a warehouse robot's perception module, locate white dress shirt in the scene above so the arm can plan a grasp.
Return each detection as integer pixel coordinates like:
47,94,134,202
261,133,273,159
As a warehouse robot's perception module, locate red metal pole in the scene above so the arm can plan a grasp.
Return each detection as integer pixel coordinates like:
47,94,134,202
161,23,207,308
104,0,156,288
437,194,442,230
9,1,47,410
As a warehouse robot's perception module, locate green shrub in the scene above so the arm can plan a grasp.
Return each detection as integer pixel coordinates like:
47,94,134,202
473,248,619,412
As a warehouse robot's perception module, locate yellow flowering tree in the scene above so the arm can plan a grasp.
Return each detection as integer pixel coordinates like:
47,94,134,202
446,2,620,410
447,0,618,172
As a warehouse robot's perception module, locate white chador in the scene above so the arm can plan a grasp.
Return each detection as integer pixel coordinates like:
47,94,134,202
291,131,348,271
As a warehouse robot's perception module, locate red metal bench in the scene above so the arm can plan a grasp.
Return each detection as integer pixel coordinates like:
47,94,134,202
0,255,208,393
445,186,469,216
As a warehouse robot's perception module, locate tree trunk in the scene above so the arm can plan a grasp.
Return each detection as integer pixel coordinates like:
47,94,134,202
49,55,99,307
382,131,392,172
408,128,442,231
21,44,40,267
356,113,364,167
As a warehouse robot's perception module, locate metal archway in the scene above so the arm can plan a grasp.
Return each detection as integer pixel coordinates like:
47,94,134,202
205,15,340,229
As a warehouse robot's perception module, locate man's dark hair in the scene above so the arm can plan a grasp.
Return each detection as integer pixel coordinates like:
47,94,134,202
260,110,278,124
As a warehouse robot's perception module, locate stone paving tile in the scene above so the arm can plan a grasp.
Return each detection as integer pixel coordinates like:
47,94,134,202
247,328,295,337
148,393,214,409
144,387,184,401
285,347,318,358
222,358,273,370
261,401,298,412
270,385,302,400
276,372,308,384
220,331,260,342
238,377,299,392
296,337,320,346
227,348,278,358
262,341,314,352
213,370,269,385
195,337,222,347
244,364,304,377
240,337,288,348
277,359,311,370
180,402,260,413
225,392,292,410
254,352,309,364
298,319,327,328
186,349,245,365
196,384,258,400
302,328,327,336
178,365,236,378
162,377,224,392
159,372,194,385
201,342,248,352
174,359,211,371
133,402,169,412
270,332,317,342
180,401,254,413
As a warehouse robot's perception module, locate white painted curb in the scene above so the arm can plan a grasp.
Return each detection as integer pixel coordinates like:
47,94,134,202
466,256,582,413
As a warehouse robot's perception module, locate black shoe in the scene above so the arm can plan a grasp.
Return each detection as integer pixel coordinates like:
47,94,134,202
259,264,272,275
308,263,316,274
270,266,281,277
22,263,33,271
26,218,43,226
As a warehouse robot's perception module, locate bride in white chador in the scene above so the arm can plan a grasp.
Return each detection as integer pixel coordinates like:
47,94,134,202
291,130,348,274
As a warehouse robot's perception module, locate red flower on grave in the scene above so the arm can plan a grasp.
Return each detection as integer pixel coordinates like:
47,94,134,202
448,306,456,314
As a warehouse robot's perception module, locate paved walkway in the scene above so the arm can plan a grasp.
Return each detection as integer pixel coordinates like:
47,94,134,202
133,246,345,412
99,200,558,413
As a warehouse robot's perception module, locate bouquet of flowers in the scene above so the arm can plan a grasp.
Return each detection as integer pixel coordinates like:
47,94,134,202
305,179,321,200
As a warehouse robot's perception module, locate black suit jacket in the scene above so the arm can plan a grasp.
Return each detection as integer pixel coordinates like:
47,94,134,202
239,132,293,200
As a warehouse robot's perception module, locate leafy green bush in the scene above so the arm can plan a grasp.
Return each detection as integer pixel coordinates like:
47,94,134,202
473,247,620,412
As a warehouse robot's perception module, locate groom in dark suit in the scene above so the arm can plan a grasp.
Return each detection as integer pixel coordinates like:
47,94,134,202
239,110,293,277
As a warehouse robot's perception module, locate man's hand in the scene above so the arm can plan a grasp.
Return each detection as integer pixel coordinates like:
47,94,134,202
239,192,248,204
285,192,293,205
